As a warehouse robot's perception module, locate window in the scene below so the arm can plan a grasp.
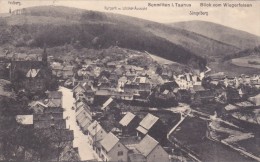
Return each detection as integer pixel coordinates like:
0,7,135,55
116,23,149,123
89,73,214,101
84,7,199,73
118,151,123,156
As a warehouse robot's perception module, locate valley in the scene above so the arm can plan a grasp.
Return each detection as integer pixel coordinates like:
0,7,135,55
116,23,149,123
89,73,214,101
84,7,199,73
0,5,260,162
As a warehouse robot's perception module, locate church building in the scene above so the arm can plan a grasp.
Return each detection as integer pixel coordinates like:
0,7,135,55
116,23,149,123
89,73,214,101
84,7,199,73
9,47,52,93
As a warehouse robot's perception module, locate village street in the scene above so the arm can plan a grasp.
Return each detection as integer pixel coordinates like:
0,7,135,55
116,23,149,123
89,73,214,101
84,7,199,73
59,86,100,161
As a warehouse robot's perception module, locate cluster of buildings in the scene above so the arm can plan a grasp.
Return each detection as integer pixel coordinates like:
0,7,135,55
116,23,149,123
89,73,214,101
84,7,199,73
64,54,192,162
67,54,260,161
73,94,170,162
2,47,260,161
206,73,260,103
62,53,212,107
4,47,211,105
15,91,79,161
68,62,156,105
70,57,173,161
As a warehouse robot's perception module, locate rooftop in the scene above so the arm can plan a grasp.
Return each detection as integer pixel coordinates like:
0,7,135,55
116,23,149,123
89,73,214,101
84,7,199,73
46,99,62,108
119,112,136,127
87,120,104,136
63,66,74,71
101,97,113,110
100,132,119,152
16,115,33,125
47,91,63,99
135,135,159,157
139,113,159,130
26,69,40,78
192,85,205,92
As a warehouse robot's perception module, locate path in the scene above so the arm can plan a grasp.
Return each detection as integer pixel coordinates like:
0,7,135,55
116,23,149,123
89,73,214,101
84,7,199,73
59,86,100,161
166,104,191,139
221,141,260,161
166,106,201,161
167,113,185,139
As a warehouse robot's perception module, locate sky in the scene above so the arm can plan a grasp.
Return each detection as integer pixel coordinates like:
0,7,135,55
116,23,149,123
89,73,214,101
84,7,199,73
1,0,260,36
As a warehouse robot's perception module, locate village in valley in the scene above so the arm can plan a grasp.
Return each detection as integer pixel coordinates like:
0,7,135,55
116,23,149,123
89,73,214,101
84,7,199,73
0,2,260,161
0,44,260,162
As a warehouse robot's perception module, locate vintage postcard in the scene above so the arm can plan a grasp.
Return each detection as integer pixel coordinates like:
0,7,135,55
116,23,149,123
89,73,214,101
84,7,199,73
0,0,259,161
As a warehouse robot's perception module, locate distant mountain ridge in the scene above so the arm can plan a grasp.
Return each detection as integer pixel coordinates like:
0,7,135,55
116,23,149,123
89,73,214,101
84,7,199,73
170,20,260,50
1,6,260,69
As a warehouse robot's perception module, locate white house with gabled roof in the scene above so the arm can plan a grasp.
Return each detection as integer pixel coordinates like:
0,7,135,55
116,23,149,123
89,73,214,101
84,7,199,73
87,120,107,151
99,132,128,162
131,135,169,162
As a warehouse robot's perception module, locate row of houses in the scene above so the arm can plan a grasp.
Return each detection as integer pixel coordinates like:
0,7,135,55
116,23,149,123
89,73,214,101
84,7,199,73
75,111,169,162
72,78,151,105
72,71,260,108
208,73,260,89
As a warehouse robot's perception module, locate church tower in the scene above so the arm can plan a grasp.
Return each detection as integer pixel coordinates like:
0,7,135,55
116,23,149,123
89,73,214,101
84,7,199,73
42,44,48,66
9,8,12,14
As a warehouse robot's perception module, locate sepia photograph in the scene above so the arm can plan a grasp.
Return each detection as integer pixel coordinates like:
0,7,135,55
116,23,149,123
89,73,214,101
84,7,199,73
0,0,259,161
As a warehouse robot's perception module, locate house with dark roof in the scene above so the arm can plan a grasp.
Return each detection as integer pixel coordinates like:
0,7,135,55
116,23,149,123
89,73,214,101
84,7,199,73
72,83,87,95
44,107,64,114
108,73,119,87
94,89,113,105
30,101,64,114
124,82,139,94
193,89,215,103
189,85,215,103
34,119,66,129
100,132,128,162
84,90,95,105
129,135,169,162
209,72,226,81
34,113,63,121
116,92,134,101
106,62,117,69
134,91,150,102
29,101,48,114
175,89,191,103
119,112,140,136
226,87,241,103
46,91,63,108
62,65,74,79
136,113,166,143
190,85,205,94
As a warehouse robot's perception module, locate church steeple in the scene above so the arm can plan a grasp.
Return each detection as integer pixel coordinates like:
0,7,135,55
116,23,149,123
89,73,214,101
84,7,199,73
42,44,48,66
9,8,12,14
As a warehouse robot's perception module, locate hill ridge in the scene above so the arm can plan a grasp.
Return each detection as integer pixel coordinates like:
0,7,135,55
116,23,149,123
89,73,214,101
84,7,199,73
170,20,260,49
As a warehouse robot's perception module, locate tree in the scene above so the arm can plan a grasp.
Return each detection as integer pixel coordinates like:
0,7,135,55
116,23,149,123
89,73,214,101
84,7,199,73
156,66,163,75
47,77,59,91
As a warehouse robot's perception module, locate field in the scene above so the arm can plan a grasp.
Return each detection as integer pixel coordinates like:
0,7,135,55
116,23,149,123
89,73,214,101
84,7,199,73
231,56,260,69
171,117,255,162
236,137,260,157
